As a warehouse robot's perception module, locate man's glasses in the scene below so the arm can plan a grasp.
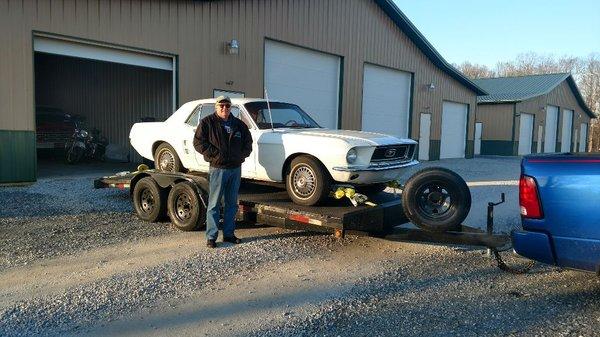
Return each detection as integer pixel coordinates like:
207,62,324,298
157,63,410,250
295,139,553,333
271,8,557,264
217,104,231,108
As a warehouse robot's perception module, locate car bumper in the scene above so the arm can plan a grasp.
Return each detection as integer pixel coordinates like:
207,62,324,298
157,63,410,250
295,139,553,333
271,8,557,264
330,160,419,184
512,230,600,273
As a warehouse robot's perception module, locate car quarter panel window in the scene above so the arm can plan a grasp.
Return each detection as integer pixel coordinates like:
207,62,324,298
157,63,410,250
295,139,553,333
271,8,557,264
185,104,240,127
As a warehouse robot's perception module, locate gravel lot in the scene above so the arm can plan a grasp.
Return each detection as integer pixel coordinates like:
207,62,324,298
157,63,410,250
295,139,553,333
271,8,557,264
0,157,598,336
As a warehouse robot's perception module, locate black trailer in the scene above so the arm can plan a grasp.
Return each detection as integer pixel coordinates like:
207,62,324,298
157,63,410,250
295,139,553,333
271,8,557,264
94,169,511,250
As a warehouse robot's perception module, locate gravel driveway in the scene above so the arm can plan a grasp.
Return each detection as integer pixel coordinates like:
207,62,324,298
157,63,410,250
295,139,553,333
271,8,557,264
0,157,598,336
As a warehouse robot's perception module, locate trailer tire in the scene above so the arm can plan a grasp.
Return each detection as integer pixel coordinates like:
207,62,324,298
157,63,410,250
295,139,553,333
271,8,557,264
167,181,206,231
285,155,331,206
133,177,167,222
402,167,471,233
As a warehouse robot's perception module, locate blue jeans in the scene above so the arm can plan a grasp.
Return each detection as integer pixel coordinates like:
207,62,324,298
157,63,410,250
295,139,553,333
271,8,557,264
206,166,241,241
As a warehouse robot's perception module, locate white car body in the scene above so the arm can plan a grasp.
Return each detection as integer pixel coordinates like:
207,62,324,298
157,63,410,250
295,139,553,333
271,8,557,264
130,98,418,185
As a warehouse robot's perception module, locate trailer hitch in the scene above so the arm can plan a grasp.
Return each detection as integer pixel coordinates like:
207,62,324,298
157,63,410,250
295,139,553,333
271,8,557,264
486,193,535,274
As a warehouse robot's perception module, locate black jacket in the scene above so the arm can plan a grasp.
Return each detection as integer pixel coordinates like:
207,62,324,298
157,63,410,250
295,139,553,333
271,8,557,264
193,113,252,169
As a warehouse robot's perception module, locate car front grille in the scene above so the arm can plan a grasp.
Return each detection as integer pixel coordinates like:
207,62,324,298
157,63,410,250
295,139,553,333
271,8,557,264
370,144,415,164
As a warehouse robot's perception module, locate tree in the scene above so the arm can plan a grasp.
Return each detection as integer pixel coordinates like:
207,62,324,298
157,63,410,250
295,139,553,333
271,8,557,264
454,61,496,79
495,52,579,77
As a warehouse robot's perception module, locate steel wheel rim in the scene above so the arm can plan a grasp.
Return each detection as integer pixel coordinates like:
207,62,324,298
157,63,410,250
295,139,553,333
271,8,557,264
158,149,175,171
175,192,194,221
416,182,453,219
292,165,316,198
140,188,155,213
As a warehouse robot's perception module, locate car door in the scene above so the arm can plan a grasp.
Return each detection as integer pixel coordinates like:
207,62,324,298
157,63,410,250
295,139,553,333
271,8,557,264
185,104,256,176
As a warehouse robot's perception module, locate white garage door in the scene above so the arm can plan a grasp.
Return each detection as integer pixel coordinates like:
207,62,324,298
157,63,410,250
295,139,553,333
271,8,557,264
264,40,340,129
440,101,468,159
361,64,412,138
544,105,559,153
518,113,534,155
560,109,573,152
580,123,588,152
33,35,176,110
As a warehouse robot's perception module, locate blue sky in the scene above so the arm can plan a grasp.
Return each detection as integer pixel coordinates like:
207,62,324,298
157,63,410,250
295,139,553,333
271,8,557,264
393,0,600,68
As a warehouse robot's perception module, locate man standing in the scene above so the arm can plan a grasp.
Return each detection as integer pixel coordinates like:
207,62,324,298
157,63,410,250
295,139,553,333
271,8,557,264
194,96,252,248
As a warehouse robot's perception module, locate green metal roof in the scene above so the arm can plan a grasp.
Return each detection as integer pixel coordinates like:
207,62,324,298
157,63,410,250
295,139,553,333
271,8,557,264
474,73,596,118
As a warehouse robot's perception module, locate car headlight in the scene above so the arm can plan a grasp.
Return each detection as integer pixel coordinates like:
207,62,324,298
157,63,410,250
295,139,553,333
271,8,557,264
346,148,357,164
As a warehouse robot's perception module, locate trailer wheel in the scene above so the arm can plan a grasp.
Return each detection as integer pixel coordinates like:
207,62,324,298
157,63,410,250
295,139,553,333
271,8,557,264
402,167,471,232
154,143,183,173
132,177,167,222
285,156,331,206
167,181,206,231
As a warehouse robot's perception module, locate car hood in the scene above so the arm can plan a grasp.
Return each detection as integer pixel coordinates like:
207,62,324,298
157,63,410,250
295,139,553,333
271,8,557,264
282,128,416,146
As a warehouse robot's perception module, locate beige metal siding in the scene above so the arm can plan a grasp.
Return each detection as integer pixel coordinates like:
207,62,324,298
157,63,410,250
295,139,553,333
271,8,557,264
1,0,477,143
476,103,514,140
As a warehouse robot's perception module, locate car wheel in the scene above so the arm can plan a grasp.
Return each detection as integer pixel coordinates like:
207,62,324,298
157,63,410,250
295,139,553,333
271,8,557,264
402,167,471,233
132,177,167,222
359,183,388,196
154,143,183,172
167,181,206,231
286,156,331,206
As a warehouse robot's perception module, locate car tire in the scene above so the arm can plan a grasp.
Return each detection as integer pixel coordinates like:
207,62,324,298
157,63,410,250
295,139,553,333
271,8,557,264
132,177,167,222
402,167,471,233
285,156,331,206
359,183,388,196
167,181,206,231
154,143,183,173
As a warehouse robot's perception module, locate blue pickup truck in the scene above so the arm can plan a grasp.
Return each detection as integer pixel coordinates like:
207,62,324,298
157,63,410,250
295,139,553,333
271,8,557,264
512,153,600,273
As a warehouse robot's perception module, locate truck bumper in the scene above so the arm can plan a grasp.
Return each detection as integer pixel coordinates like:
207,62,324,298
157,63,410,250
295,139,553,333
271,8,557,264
512,230,600,272
511,230,555,265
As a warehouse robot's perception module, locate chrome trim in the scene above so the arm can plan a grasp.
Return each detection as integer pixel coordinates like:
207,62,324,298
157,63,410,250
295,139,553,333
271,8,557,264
333,160,419,172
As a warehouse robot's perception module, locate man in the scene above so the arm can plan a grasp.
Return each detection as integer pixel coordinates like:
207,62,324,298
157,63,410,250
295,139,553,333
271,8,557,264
194,96,252,248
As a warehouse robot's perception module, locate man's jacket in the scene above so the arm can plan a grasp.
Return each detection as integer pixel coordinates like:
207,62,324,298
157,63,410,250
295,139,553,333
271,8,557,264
193,113,252,169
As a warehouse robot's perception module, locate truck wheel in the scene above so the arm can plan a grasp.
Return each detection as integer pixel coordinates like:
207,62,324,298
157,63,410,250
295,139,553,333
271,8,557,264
402,167,471,233
285,156,331,206
167,181,206,231
154,143,183,173
133,177,167,222
359,183,388,195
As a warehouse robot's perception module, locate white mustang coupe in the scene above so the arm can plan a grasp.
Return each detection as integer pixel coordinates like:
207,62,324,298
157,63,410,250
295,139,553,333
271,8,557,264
130,98,419,205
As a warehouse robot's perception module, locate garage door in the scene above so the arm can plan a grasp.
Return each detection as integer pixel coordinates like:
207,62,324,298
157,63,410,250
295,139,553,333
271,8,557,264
580,123,588,152
361,64,412,138
264,40,341,129
33,36,176,162
544,105,559,153
518,113,534,155
440,101,468,159
560,109,573,152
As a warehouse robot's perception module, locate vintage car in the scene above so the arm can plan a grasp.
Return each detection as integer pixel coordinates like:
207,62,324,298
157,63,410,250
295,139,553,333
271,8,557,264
130,98,419,206
35,106,77,150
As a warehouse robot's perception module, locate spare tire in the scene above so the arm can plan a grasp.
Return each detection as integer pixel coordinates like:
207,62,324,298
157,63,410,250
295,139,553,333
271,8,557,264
402,167,471,232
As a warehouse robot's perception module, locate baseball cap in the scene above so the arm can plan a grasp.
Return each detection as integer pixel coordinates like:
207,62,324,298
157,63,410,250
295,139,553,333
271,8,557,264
215,95,231,104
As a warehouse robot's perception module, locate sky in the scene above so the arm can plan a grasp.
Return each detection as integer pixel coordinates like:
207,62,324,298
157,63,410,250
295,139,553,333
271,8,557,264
393,0,600,68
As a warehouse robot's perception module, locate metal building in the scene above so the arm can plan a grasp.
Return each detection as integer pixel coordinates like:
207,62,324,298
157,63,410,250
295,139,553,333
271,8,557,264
0,0,485,184
474,73,596,156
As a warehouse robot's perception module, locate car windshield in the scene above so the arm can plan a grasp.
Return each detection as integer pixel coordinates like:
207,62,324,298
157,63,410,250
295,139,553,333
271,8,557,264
244,102,321,130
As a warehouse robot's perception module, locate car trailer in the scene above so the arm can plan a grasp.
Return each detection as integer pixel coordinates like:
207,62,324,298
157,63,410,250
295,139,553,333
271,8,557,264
94,167,533,274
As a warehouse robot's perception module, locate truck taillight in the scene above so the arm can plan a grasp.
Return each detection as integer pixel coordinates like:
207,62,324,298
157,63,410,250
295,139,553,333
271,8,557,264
519,175,543,219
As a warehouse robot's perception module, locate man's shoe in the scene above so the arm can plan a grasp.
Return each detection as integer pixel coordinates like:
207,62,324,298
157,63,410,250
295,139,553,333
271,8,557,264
206,239,217,248
223,236,242,244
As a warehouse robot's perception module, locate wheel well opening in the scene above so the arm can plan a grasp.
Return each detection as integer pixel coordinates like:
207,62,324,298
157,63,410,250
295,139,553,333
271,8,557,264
152,141,166,157
282,153,328,180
